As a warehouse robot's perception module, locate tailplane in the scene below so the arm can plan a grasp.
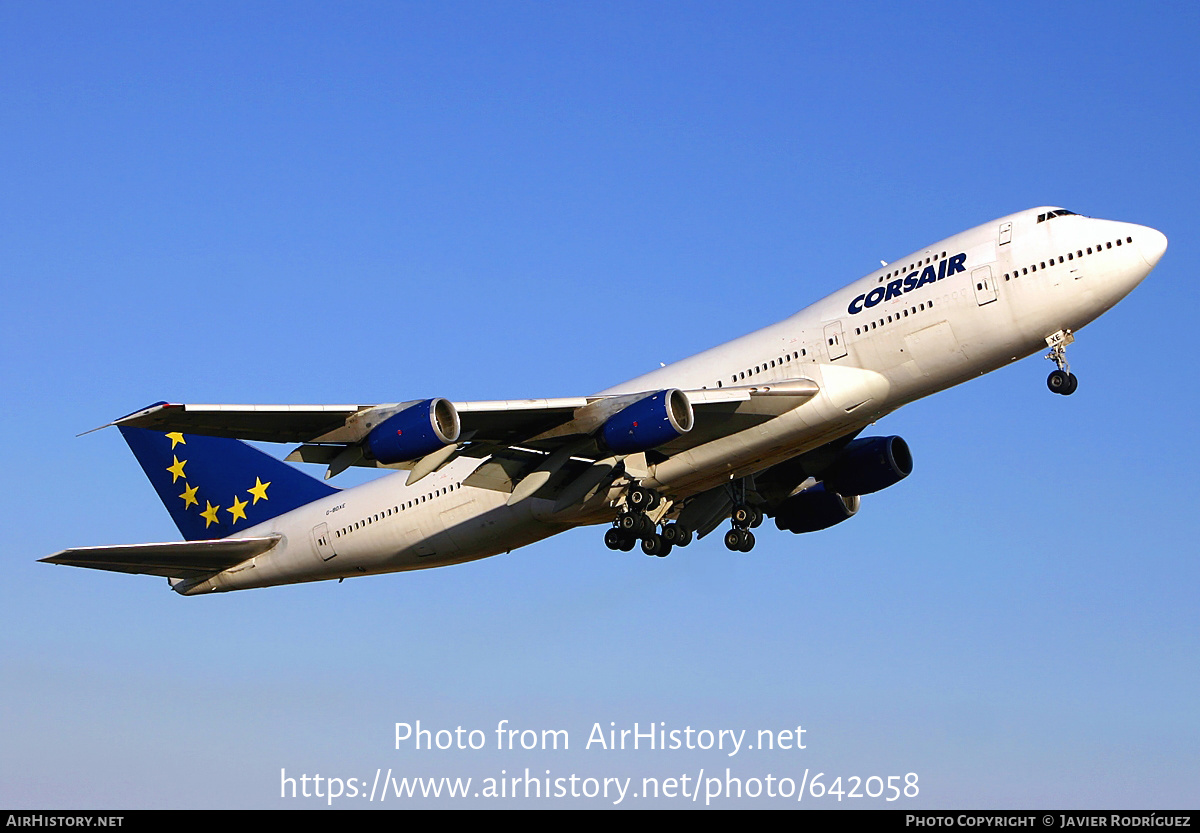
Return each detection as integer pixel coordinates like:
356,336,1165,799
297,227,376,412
119,426,338,541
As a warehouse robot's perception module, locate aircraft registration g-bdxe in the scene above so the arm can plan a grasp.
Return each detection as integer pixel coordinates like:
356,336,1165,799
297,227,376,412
44,207,1167,595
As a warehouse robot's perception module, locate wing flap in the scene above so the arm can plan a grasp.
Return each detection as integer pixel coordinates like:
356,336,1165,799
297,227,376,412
41,535,282,580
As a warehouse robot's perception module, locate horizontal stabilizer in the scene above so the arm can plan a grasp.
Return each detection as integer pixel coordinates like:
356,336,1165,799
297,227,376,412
40,535,282,580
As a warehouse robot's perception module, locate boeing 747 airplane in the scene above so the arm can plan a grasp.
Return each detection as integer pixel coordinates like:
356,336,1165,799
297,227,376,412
43,207,1167,594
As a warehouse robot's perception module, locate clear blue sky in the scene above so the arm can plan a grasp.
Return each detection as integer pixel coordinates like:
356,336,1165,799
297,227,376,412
2,1,1197,808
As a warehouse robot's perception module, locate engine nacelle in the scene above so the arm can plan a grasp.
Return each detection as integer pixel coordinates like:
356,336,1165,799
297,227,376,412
601,389,693,454
366,398,461,464
773,484,860,534
821,435,912,496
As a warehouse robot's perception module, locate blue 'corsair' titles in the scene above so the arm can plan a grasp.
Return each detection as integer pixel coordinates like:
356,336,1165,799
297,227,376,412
848,252,967,315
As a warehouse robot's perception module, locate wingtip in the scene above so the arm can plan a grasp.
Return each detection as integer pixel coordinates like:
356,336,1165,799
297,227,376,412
113,401,179,424
80,401,184,437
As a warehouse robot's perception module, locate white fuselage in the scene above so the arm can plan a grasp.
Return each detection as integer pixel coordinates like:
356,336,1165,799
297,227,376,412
183,207,1166,594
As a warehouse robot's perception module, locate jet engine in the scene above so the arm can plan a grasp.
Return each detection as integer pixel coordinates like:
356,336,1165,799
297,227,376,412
365,398,461,464
769,436,911,535
773,484,860,534
820,436,912,496
601,389,694,454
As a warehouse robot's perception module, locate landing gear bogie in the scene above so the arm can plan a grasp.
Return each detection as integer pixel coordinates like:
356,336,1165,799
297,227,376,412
607,485,692,555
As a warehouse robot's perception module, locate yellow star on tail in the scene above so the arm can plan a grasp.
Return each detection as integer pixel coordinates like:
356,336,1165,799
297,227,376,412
179,483,199,509
201,501,221,528
167,456,187,483
166,432,186,449
227,496,248,523
248,477,270,504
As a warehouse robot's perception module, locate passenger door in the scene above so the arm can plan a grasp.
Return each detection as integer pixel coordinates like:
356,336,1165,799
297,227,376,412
823,321,847,360
312,523,337,561
972,265,997,306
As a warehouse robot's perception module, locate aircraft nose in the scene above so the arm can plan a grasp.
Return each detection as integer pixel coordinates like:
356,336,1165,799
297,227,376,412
1137,226,1168,268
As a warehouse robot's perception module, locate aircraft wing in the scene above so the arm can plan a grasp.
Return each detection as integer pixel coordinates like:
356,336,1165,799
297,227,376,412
108,381,819,478
40,535,282,580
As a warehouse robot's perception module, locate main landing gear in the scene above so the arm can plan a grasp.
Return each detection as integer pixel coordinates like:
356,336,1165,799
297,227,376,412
1045,329,1078,396
603,483,764,557
724,503,762,552
603,486,693,557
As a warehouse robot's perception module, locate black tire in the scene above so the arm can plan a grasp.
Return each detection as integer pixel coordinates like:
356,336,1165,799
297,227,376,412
663,523,692,547
604,528,624,550
618,512,639,532
1065,373,1078,395
724,529,743,551
738,530,755,552
1047,370,1071,394
641,534,664,556
629,487,660,510
732,505,754,528
749,507,763,528
618,534,636,552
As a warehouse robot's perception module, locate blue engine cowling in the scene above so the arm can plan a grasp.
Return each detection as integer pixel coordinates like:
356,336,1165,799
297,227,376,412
601,389,694,454
366,398,461,464
821,436,912,496
773,484,860,534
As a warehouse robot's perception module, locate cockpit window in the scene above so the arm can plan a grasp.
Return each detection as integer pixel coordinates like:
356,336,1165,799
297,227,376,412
1037,209,1078,223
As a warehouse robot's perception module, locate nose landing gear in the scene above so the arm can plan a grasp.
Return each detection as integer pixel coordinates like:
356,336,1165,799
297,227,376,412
1045,329,1078,395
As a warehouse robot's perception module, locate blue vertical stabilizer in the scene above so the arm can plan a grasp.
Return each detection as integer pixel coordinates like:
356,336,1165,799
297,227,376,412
119,426,338,541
